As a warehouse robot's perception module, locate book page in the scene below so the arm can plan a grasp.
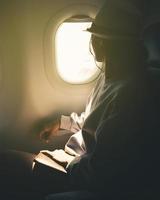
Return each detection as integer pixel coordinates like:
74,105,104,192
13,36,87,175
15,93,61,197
40,150,75,164
34,152,67,173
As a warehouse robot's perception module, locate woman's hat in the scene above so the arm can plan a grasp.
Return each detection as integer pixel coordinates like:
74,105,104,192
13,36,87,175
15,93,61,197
87,0,145,40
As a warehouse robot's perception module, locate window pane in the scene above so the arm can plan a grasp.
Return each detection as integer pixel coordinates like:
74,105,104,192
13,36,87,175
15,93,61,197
55,22,98,84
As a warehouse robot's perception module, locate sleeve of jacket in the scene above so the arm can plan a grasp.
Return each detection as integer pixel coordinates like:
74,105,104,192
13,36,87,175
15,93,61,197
60,112,85,133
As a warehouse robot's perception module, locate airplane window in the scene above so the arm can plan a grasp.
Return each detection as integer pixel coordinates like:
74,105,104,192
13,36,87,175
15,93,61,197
55,21,99,84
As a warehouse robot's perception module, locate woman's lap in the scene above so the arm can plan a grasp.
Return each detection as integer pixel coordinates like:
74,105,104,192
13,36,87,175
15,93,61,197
0,150,36,198
0,150,68,200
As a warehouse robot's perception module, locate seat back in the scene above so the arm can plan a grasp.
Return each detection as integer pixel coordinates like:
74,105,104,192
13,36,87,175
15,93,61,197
144,23,160,69
143,0,160,75
143,22,160,93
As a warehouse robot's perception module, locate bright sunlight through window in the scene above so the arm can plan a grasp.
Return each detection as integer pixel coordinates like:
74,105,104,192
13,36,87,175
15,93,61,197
55,21,98,84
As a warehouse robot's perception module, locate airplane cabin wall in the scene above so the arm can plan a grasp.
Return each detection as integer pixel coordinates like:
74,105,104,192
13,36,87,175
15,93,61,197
0,0,104,150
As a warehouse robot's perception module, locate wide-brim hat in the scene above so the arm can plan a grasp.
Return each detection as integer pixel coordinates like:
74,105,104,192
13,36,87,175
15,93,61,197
86,0,145,40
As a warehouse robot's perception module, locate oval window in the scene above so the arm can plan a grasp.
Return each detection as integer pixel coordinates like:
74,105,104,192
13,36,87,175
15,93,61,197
55,19,99,84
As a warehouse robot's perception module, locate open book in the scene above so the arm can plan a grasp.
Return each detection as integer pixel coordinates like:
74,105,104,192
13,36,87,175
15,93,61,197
33,149,75,173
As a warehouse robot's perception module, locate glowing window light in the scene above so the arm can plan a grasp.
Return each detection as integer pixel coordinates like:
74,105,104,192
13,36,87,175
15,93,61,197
55,22,98,84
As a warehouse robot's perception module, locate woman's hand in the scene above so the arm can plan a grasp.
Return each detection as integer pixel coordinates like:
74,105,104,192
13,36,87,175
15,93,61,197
39,119,60,143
